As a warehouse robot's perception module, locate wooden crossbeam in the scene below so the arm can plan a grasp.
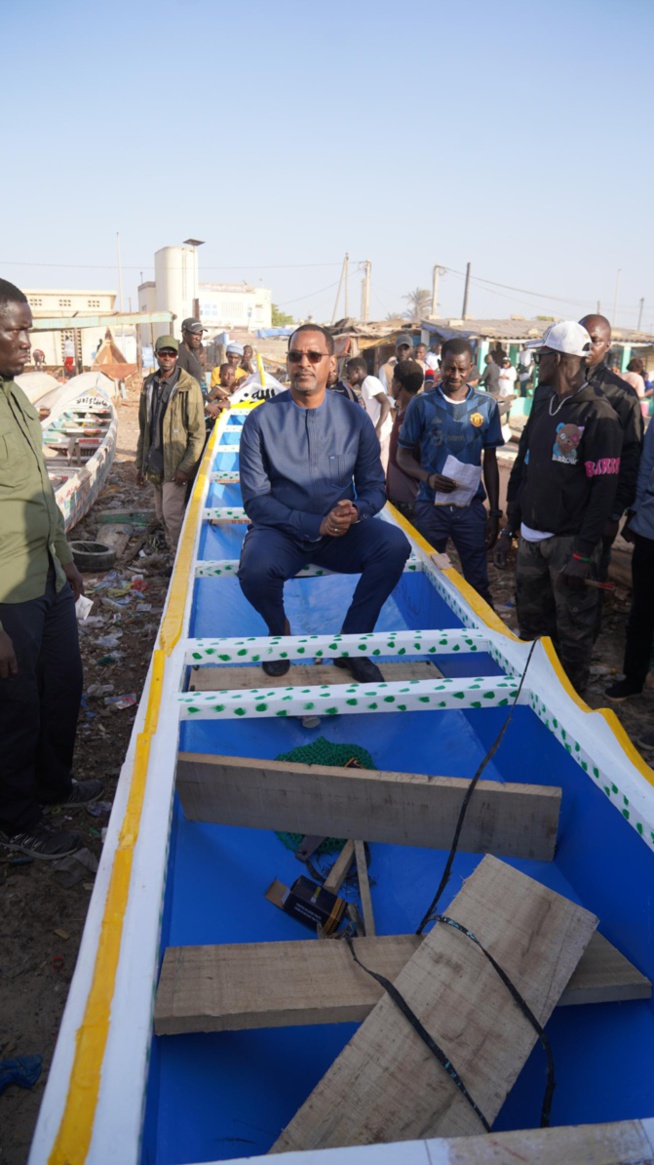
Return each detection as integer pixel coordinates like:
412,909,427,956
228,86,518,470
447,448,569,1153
184,627,490,666
175,754,559,859
211,444,240,454
177,674,521,721
270,856,598,1152
194,554,423,578
188,661,444,692
154,930,650,1036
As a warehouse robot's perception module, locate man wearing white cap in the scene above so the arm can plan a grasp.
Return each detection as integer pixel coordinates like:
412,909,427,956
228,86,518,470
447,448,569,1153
497,321,622,694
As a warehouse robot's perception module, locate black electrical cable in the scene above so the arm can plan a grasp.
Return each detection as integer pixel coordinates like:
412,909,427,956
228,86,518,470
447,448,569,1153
430,915,556,1127
416,638,539,936
344,933,491,1131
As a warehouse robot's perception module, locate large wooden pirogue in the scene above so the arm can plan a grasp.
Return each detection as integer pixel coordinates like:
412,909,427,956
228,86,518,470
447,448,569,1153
31,402,654,1165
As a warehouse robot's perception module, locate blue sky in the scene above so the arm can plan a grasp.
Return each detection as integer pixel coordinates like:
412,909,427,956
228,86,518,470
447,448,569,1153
3,0,652,329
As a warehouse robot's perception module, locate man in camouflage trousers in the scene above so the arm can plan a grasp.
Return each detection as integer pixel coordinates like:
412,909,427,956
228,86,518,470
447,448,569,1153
497,322,622,695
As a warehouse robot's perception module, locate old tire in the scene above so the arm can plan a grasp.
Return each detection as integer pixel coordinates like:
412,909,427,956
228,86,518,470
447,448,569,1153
69,540,116,573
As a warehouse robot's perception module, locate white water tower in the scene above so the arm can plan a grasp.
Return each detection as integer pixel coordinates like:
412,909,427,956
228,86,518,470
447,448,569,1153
153,242,203,339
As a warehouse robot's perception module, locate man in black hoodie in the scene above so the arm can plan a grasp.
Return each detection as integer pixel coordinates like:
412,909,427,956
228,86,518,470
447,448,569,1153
498,321,622,694
578,314,643,551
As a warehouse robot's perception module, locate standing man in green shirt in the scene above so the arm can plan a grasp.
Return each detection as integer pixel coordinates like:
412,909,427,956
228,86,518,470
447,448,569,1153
0,280,102,859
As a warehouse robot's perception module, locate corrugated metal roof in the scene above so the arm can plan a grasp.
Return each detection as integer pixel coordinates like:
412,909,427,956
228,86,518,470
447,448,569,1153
420,318,654,345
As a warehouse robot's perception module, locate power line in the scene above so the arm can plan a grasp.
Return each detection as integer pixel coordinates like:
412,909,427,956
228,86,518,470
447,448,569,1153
443,265,592,309
276,279,342,307
0,259,344,273
371,289,396,319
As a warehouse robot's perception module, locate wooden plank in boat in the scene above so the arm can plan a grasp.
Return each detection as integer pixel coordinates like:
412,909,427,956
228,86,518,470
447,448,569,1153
175,754,560,860
354,840,376,937
155,935,420,1035
385,1120,654,1165
188,659,444,691
270,855,598,1152
322,840,355,893
153,930,651,1036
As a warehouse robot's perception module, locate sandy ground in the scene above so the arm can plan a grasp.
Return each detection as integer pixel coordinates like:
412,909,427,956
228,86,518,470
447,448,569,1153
1,380,652,1164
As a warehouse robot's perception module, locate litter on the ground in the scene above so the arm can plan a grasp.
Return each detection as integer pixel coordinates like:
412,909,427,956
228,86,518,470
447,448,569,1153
0,1055,42,1096
103,693,137,710
75,595,94,621
86,683,115,697
52,847,99,888
96,634,123,648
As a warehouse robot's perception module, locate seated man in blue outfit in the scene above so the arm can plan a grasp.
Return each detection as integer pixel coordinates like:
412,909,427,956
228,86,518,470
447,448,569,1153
238,324,411,683
396,337,503,606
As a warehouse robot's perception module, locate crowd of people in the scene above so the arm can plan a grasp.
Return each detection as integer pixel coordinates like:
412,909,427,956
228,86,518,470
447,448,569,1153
2,273,654,862
329,321,654,718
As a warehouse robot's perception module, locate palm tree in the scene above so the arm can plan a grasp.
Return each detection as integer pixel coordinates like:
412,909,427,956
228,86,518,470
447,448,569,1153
403,288,431,322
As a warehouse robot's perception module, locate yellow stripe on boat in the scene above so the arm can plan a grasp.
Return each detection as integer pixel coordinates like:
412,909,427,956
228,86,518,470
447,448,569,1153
49,730,154,1164
48,416,225,1162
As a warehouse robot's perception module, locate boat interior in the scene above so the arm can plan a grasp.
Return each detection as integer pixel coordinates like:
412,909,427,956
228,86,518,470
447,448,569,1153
141,407,654,1164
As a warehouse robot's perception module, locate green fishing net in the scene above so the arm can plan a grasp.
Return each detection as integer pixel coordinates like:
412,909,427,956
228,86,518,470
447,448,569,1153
275,736,374,854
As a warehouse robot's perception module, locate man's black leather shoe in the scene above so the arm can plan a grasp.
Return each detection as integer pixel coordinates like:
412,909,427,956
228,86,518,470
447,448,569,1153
262,658,291,677
334,656,384,683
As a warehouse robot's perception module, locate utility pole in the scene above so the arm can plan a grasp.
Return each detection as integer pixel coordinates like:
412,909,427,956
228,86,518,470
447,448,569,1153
638,297,645,331
431,265,441,318
331,252,347,324
360,260,371,322
612,268,621,327
344,252,349,318
461,261,471,319
116,232,124,358
116,232,124,312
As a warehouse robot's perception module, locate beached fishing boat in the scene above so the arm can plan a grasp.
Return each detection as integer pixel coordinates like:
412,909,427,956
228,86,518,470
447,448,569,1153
41,373,117,532
31,403,654,1165
15,370,63,409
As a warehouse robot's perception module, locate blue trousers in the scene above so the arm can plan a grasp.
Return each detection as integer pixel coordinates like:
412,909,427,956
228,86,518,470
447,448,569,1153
412,499,492,605
0,571,83,833
238,519,411,636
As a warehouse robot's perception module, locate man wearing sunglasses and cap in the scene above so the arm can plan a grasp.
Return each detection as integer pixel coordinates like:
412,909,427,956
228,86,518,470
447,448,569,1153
497,321,622,694
238,323,411,684
136,336,205,555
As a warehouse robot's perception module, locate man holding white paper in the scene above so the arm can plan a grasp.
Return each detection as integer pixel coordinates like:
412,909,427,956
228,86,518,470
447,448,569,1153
397,337,503,605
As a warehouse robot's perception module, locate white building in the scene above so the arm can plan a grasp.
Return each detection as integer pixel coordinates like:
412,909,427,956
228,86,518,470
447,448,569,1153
138,245,272,342
26,288,117,368
199,283,272,331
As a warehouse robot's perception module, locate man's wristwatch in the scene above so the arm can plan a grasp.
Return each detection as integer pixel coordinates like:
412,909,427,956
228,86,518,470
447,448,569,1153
488,509,503,518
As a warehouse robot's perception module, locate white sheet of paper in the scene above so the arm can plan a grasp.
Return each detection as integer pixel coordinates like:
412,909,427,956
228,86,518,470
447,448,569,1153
433,455,482,507
75,594,94,622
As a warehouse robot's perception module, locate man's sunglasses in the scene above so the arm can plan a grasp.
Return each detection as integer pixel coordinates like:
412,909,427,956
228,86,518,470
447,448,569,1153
287,350,331,364
533,349,556,365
